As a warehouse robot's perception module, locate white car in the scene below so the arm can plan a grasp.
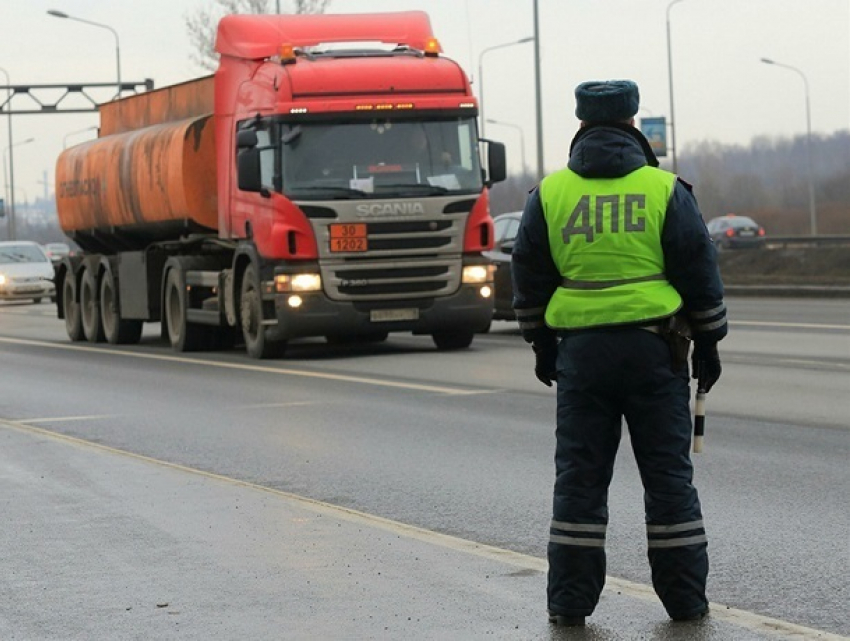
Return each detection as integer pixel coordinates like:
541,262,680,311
0,241,57,303
44,242,72,264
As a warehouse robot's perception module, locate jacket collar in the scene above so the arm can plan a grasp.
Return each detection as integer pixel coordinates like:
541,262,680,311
567,123,660,179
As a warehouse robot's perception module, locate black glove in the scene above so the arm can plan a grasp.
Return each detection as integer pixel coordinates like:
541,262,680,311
532,340,558,387
691,341,721,393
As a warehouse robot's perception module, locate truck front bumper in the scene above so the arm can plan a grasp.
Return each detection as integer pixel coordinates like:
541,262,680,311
269,284,493,340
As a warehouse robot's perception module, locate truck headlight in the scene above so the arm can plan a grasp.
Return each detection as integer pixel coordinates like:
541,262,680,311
0,274,6,285
462,265,494,284
275,272,322,293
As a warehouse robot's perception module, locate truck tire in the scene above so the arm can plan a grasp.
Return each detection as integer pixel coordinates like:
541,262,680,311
100,269,143,345
240,265,286,359
432,330,474,350
62,270,85,342
164,267,211,352
79,265,105,343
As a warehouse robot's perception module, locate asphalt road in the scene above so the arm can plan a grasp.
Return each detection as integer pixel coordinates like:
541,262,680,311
0,297,847,638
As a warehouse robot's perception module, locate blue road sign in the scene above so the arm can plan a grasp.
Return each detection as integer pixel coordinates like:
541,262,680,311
640,117,667,157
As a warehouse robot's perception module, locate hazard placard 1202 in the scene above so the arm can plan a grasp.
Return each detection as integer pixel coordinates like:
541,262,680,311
329,223,368,252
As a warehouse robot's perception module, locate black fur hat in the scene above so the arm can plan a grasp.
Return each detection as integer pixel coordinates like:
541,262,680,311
575,80,640,122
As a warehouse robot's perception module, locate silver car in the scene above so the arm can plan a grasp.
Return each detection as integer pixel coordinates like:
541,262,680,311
44,242,72,264
0,241,57,303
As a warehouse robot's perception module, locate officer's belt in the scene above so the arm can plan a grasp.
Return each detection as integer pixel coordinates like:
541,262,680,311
560,273,666,290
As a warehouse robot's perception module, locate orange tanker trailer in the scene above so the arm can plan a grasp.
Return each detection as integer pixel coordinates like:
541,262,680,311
54,11,505,358
56,77,217,247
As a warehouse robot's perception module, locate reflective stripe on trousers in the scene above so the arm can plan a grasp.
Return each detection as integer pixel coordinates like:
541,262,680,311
550,520,607,547
647,519,707,548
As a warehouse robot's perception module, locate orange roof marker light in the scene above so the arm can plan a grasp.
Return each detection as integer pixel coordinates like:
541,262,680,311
279,43,297,64
423,38,441,57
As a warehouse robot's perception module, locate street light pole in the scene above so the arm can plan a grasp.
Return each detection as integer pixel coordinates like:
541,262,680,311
761,57,818,236
533,0,544,181
486,118,527,176
477,36,534,140
47,10,122,99
63,125,99,149
0,66,13,240
3,137,34,241
666,0,687,174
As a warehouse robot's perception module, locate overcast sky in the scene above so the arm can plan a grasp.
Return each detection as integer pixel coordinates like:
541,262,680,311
1,0,848,203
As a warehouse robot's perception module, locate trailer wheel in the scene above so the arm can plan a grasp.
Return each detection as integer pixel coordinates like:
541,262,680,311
240,265,286,359
79,265,105,343
100,270,142,345
164,267,210,352
432,330,474,350
62,270,84,342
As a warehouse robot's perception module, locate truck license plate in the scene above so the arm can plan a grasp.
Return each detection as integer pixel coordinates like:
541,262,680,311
370,308,419,322
329,223,368,252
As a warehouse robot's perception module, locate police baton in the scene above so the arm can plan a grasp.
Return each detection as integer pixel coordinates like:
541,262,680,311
693,362,706,453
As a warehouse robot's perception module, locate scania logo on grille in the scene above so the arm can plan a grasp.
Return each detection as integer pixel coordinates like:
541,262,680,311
355,202,425,218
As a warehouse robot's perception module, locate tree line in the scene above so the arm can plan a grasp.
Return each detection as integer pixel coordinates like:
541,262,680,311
490,129,850,235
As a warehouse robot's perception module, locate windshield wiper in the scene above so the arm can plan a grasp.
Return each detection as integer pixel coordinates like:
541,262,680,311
376,183,449,195
287,185,370,199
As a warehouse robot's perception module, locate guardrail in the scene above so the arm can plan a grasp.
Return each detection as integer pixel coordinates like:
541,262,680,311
765,235,850,249
723,284,850,298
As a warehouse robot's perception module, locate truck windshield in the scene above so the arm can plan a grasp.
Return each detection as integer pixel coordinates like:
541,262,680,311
280,118,483,200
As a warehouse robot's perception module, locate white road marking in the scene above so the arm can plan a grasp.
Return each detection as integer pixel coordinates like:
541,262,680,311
732,320,850,331
233,401,316,409
19,414,115,424
0,418,843,640
0,336,492,396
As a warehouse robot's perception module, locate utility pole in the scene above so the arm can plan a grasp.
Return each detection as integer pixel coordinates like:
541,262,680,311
533,0,544,181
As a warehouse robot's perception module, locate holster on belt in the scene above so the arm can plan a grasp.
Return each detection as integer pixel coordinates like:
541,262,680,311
659,314,692,369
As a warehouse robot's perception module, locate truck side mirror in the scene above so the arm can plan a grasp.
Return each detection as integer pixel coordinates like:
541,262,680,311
237,148,263,193
237,129,259,149
485,141,507,186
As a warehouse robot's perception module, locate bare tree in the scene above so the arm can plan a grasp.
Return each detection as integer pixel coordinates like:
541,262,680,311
185,0,331,72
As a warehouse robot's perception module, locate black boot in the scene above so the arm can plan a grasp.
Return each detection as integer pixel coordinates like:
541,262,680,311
548,611,586,626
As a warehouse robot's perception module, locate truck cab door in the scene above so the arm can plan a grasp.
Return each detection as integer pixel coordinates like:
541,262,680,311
232,120,276,240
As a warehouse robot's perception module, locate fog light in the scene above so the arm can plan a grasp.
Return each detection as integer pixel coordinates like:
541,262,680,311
462,264,494,284
287,295,303,308
480,285,492,298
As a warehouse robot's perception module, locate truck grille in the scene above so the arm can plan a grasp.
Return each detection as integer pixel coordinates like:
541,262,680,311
304,197,472,302
323,258,460,301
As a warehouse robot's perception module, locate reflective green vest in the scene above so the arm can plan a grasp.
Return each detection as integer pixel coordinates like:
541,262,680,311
540,165,683,329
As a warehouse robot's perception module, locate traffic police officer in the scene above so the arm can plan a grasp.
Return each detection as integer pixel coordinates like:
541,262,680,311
511,80,727,626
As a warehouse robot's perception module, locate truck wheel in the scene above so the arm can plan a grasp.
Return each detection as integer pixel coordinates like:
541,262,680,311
79,266,105,343
432,330,474,350
240,265,286,359
164,267,210,352
62,270,84,342
100,270,143,345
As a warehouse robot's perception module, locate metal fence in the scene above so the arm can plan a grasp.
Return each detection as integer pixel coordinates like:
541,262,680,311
765,235,850,249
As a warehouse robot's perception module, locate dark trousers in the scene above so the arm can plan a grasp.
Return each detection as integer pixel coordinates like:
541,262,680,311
547,328,708,619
